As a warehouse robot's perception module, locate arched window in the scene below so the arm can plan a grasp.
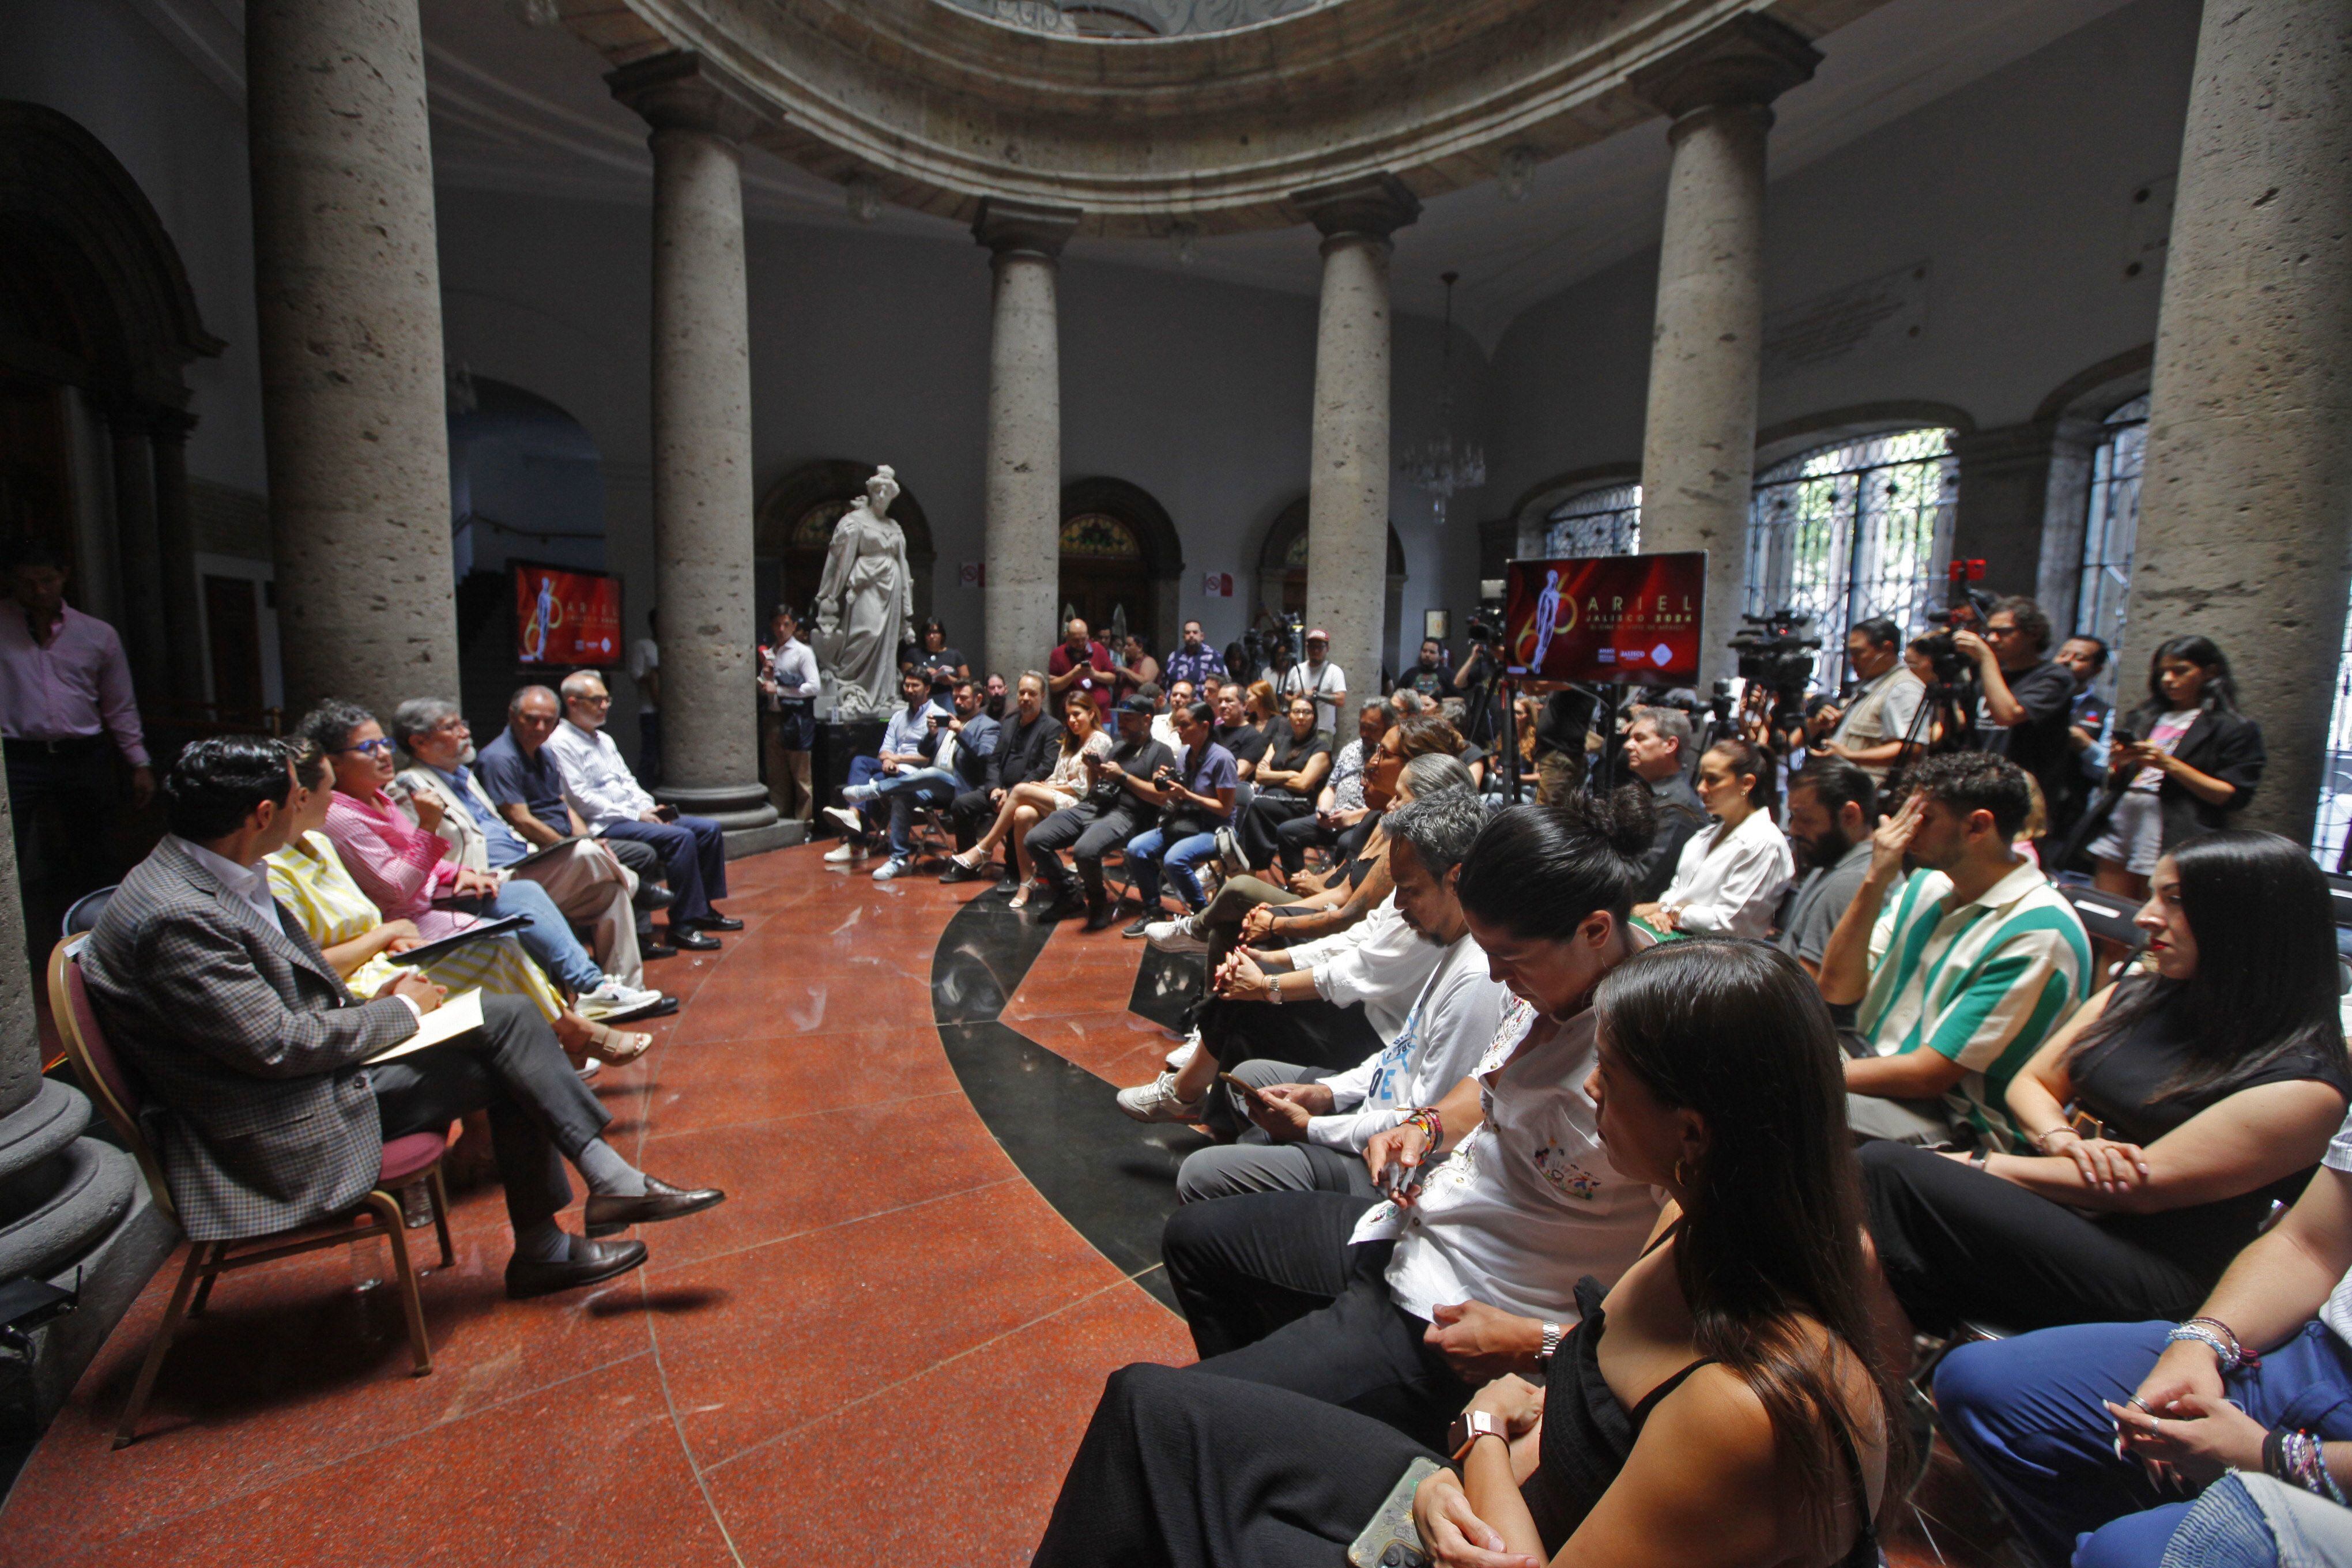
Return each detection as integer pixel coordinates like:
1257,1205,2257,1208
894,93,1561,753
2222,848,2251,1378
1543,482,1641,557
2317,598,2352,868
1746,427,1957,690
2075,394,2150,653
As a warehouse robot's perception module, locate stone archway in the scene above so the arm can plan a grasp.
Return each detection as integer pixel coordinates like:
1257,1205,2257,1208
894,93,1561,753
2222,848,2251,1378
1060,476,1183,653
1253,495,1407,675
755,458,937,632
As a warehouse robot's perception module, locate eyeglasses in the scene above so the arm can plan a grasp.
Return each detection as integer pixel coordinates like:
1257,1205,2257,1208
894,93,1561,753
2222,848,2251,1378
574,693,612,707
340,738,395,756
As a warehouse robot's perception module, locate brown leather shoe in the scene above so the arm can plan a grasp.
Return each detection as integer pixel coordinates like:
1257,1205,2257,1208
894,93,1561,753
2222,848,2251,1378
583,1176,728,1237
504,1237,648,1299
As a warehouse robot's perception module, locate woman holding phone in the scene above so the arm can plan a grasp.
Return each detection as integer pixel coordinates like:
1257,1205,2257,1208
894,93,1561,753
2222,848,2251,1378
1036,938,1896,1568
945,688,1110,908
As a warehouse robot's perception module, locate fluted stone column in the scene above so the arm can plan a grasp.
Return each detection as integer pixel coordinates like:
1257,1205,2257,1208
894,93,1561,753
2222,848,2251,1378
149,408,208,708
2121,1,2352,846
106,413,165,702
246,0,460,719
1631,18,1819,686
612,54,777,838
974,200,1080,683
1294,175,1420,697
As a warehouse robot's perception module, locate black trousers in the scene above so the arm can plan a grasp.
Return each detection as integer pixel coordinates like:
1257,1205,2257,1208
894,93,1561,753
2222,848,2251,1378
1239,792,1316,873
370,993,612,1231
1859,1137,2207,1335
1033,1362,1437,1568
1164,1189,1473,1450
601,834,664,935
5,736,120,926
1274,809,1334,869
948,787,996,853
1027,803,1150,899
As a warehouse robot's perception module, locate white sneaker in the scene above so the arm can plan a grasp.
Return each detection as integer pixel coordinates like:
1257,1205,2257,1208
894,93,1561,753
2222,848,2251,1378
575,979,663,1020
574,1057,602,1081
872,857,911,881
824,839,869,864
1115,1071,1208,1124
821,806,865,839
1163,1033,1199,1073
840,782,879,805
1145,914,1208,955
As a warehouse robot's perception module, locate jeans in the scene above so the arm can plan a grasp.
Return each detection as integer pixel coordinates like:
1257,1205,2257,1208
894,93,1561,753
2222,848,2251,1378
485,876,605,994
1933,1319,2352,1567
1125,825,1220,910
867,766,959,858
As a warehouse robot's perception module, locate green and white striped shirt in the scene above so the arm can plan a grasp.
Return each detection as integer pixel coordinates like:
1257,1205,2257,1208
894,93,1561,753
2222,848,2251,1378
1856,860,2091,1149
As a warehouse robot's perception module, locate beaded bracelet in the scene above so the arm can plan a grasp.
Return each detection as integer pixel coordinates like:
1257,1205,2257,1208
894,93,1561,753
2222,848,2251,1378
2164,1322,2239,1373
2266,1427,2348,1506
1401,1107,1443,1151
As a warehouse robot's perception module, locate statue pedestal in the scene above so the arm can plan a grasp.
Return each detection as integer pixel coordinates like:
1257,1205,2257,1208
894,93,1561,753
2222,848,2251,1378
813,718,887,820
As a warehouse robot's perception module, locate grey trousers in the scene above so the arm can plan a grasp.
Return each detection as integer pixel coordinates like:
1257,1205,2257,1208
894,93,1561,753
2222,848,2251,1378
1175,1060,1379,1204
1846,1090,1961,1147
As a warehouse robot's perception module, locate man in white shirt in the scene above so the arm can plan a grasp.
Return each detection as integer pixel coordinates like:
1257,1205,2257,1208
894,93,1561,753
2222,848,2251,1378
1173,792,1503,1202
1277,628,1348,734
545,670,737,948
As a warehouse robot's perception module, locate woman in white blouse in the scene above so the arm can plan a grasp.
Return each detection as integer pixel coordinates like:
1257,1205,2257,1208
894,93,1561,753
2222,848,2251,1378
1635,737,1793,938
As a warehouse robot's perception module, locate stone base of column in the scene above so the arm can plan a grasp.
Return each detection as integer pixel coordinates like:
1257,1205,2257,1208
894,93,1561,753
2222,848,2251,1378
655,781,780,835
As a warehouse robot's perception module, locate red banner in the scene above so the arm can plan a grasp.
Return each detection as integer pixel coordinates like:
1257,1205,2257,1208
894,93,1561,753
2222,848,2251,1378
514,563,623,666
1503,552,1706,684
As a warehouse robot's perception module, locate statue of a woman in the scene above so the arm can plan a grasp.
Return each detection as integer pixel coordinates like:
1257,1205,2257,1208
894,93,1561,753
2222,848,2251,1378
812,465,915,719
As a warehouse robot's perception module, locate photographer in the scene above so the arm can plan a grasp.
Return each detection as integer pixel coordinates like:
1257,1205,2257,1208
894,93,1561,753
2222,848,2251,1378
1953,597,2077,837
1810,617,1926,784
1452,623,1501,750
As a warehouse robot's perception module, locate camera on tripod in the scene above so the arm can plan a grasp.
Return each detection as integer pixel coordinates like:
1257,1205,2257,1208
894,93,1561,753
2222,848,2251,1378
1728,609,1822,702
1916,559,1997,688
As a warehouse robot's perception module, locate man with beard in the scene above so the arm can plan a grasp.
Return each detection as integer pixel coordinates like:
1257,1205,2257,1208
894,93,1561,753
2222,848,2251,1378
1776,759,1880,993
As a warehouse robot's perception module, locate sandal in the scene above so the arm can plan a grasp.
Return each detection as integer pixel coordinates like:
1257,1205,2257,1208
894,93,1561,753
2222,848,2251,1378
582,1020,653,1065
1008,877,1038,910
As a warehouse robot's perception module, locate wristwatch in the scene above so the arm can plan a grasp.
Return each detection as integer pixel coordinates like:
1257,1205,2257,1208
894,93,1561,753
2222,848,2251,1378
1268,973,1286,1006
1536,1321,1564,1372
1447,1409,1505,1462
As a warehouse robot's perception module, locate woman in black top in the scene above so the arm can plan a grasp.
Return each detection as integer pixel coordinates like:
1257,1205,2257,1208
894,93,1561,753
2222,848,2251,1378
1036,941,1894,1568
1861,830,2350,1340
1237,694,1333,875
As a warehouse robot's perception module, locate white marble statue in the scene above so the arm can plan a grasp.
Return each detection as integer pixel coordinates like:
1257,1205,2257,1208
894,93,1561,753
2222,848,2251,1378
812,465,915,719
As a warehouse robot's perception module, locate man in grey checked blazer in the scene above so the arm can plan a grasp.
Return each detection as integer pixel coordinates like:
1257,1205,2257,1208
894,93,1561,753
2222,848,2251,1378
84,736,724,1298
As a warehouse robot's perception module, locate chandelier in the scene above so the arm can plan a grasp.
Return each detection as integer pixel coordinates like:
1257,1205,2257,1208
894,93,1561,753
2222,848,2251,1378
1397,271,1484,526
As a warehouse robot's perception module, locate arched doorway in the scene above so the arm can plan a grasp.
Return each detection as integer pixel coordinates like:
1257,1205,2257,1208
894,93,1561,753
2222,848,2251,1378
1253,496,1408,673
1058,477,1183,654
755,459,937,632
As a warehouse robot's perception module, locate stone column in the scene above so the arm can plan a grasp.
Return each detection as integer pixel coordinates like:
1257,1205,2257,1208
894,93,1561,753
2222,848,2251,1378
2121,1,2352,847
246,0,459,722
1630,18,1819,686
106,413,165,702
149,408,208,708
974,199,1080,683
1293,175,1420,696
610,54,778,839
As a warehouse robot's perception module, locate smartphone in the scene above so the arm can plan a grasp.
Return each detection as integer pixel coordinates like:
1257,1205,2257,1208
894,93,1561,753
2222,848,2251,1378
1216,1071,1268,1111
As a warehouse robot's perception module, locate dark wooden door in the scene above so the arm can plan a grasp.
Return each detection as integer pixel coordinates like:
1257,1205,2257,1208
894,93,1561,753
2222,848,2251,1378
203,575,263,714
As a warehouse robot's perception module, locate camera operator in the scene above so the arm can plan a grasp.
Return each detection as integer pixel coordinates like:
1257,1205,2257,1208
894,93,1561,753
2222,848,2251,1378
1807,617,1926,785
1450,618,1501,750
1950,597,2076,842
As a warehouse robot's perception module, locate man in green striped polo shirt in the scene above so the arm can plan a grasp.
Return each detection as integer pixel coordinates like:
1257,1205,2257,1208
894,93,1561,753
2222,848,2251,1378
1818,751,2090,1151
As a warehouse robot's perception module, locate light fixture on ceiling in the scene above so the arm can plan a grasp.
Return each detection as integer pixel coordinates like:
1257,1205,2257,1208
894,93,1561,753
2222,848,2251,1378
1497,145,1538,203
844,173,883,224
1396,271,1484,528
1169,219,1200,266
508,0,563,27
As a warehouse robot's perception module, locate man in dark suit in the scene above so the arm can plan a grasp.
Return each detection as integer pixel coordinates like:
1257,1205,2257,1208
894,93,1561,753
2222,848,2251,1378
942,670,1063,885
82,736,725,1299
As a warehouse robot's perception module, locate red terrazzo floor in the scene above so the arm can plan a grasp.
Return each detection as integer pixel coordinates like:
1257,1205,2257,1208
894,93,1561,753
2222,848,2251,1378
0,844,2017,1566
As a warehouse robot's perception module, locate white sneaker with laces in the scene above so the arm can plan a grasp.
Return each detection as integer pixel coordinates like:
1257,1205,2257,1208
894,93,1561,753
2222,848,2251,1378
1115,1071,1208,1124
1145,914,1208,955
575,979,663,1019
1163,1034,1198,1073
872,857,911,881
821,806,865,838
824,839,868,864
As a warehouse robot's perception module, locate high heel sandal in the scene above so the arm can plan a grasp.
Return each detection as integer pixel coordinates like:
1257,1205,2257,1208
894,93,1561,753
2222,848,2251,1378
1008,876,1037,909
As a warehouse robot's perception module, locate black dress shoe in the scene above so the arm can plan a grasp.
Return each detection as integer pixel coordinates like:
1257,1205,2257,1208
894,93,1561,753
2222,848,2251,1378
1032,887,1088,925
668,925,721,952
1121,915,1155,939
504,1237,648,1299
584,1176,729,1237
991,875,1021,895
637,884,679,912
1083,902,1120,933
938,860,984,884
692,914,745,933
641,939,679,961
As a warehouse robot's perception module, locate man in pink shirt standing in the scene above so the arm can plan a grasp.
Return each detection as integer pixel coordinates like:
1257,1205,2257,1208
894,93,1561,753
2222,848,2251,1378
0,544,152,932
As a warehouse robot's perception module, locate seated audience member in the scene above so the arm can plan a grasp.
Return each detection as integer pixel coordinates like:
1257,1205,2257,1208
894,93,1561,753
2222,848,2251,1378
947,687,1111,908
839,674,998,882
940,670,1061,884
1403,638,1456,700
1047,616,1115,722
300,700,660,1019
1120,700,1238,934
1209,681,1269,781
476,685,676,960
1148,792,1677,1447
1633,737,1793,939
81,736,724,1299
1037,940,1895,1568
1162,620,1226,692
981,671,1008,722
1117,752,1473,1124
1388,687,1427,721
1860,831,2349,1351
2071,633,2266,899
1158,680,1197,749
1173,790,1503,1201
545,670,741,945
1242,677,1281,734
1820,752,2091,1149
2050,631,2112,843
1026,696,1172,926
1285,700,1388,869
910,616,966,692
822,666,949,864
1618,704,1705,902
269,740,650,1067
1934,1097,2352,1568
1778,759,1879,982
390,698,651,997
1237,694,1332,875
1811,617,1928,785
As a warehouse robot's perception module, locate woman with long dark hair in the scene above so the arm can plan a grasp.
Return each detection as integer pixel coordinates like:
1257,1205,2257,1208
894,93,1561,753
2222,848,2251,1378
1860,830,2350,1345
1035,940,1894,1568
1633,736,1793,939
2071,634,2265,898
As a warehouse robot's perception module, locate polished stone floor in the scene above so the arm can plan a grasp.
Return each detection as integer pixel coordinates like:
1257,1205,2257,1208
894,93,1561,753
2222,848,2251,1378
0,845,2016,1565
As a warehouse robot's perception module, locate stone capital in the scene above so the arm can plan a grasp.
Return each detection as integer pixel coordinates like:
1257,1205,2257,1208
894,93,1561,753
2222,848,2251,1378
1628,14,1821,122
972,198,1082,259
1291,172,1422,243
607,51,764,142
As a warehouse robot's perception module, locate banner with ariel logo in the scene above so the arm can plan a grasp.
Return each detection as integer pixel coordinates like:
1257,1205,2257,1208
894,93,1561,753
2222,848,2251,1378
1503,552,1705,685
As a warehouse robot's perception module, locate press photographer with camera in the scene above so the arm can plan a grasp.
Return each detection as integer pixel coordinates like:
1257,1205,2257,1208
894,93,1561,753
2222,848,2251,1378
1810,618,1926,785
1949,597,2078,847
